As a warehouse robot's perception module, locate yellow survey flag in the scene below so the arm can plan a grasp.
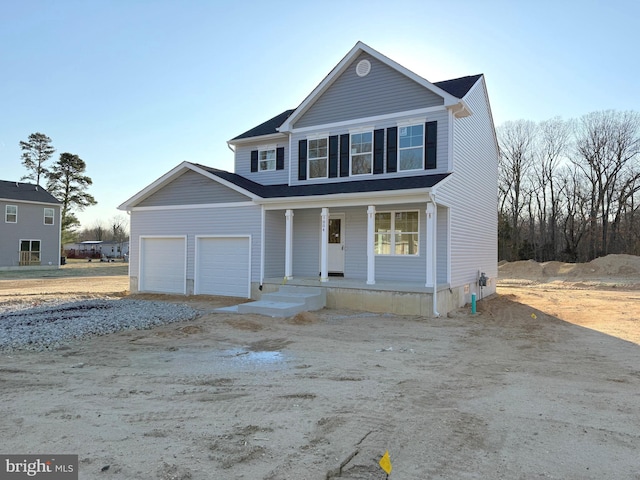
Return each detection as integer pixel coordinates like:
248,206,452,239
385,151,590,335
379,450,392,474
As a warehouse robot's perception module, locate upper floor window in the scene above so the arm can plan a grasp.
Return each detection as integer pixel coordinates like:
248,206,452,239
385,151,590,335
350,131,373,175
308,138,328,178
5,205,17,223
375,210,419,255
259,149,276,171
44,208,55,225
398,124,424,171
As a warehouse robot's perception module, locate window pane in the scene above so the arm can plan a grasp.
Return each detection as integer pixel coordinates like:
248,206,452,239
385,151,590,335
352,154,372,175
399,148,423,171
395,233,418,255
309,158,327,178
32,240,40,251
395,211,418,232
328,219,341,244
20,240,30,251
375,212,391,231
375,233,391,254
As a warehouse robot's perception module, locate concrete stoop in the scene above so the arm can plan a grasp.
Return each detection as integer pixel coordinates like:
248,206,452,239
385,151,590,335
237,285,326,317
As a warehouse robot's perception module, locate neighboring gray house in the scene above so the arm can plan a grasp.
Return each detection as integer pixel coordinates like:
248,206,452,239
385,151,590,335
0,180,62,269
119,42,498,316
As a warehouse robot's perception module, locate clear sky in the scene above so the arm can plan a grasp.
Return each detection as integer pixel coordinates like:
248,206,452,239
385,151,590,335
1,0,638,230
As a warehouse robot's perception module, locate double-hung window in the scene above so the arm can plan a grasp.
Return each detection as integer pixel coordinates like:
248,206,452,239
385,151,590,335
308,138,328,178
375,211,419,255
398,124,424,171
258,149,276,171
44,208,55,225
5,205,17,223
350,131,373,175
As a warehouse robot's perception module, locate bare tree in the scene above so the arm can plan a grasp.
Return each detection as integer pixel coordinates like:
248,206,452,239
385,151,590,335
497,120,537,260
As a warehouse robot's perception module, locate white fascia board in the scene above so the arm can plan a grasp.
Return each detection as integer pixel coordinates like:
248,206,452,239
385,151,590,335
259,188,435,210
130,201,256,212
289,105,447,134
0,198,61,207
279,41,459,132
227,132,288,146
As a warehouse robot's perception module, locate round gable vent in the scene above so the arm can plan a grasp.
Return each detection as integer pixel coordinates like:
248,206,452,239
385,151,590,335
356,59,371,77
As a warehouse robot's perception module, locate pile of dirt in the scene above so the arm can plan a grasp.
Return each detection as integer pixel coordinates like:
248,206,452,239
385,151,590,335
498,254,640,285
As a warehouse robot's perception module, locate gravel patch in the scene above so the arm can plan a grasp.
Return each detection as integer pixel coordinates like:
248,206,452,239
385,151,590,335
0,298,198,352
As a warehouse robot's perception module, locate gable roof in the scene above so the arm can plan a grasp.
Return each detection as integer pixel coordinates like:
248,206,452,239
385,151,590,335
230,43,482,141
0,180,61,205
278,41,467,133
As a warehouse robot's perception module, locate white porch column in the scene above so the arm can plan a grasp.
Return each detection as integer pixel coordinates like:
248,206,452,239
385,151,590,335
320,207,329,282
285,209,294,279
366,205,376,285
425,202,436,288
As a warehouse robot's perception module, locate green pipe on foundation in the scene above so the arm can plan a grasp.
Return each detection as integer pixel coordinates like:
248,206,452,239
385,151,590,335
471,293,477,314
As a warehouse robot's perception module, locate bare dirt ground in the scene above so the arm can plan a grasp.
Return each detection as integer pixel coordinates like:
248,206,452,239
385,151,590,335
1,257,639,479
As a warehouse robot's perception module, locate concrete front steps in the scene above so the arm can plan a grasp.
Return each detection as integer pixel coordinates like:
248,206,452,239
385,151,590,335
237,285,326,317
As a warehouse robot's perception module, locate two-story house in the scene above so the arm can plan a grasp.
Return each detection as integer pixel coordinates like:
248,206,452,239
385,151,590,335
0,180,62,269
119,42,498,316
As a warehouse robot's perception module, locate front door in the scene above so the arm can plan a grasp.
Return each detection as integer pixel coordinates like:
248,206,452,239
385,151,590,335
327,214,345,275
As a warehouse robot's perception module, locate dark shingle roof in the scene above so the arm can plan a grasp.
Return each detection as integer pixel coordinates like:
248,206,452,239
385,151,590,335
194,164,449,199
0,180,61,204
434,74,482,98
231,109,295,141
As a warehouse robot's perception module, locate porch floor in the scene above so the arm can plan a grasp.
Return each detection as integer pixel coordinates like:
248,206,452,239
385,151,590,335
262,276,450,294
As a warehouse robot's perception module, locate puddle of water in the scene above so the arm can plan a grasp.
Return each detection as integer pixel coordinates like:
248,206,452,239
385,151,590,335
141,347,289,375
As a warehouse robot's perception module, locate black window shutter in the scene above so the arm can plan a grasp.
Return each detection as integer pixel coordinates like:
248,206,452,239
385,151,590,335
425,121,437,169
298,139,307,180
339,134,350,177
386,127,397,173
250,150,258,172
328,135,339,178
276,147,284,170
373,129,384,174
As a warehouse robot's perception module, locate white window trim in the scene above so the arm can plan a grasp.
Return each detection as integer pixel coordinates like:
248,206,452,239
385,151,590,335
350,130,374,176
307,136,329,179
44,207,55,225
5,205,17,223
396,116,427,127
398,124,425,172
374,210,420,256
258,147,277,172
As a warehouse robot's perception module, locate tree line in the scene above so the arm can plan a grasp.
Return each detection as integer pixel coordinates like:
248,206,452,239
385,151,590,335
19,132,97,245
498,110,640,262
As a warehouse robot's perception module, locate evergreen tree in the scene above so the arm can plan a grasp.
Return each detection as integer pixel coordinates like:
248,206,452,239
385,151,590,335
19,132,55,185
47,152,97,243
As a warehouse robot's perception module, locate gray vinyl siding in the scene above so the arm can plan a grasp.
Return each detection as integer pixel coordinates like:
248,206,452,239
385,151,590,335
264,209,285,278
234,140,289,185
0,201,60,267
137,170,250,206
437,205,449,284
290,109,450,186
129,204,262,284
294,53,444,128
291,209,320,277
437,77,498,288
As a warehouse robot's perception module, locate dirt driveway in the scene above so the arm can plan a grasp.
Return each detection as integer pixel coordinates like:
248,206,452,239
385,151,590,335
1,273,639,479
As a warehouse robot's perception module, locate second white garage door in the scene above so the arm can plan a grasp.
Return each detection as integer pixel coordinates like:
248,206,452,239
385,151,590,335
195,236,251,298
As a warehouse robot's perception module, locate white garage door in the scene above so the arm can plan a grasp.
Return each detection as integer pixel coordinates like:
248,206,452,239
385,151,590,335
140,237,186,294
195,236,250,298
